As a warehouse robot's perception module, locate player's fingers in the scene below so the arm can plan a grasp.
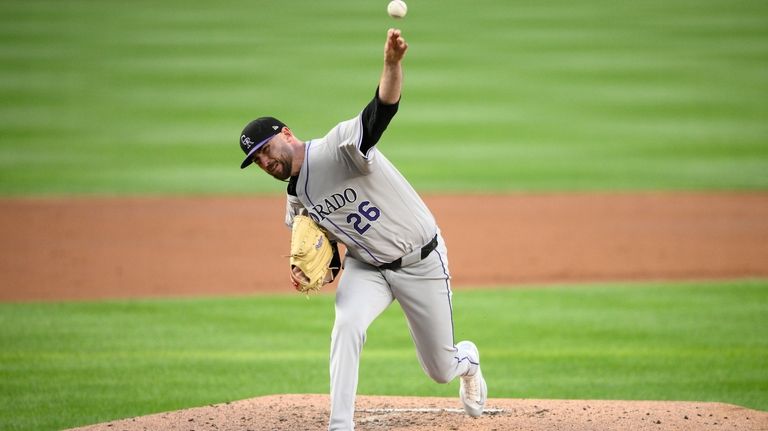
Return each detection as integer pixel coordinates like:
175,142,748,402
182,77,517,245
388,29,402,46
291,266,310,283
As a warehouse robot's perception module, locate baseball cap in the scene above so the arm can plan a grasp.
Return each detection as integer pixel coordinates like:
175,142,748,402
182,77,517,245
239,116,287,169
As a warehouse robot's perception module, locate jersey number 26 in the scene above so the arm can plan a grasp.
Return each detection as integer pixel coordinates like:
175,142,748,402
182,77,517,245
346,201,381,235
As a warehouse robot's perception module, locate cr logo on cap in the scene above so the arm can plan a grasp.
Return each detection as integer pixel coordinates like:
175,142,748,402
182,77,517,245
241,135,255,150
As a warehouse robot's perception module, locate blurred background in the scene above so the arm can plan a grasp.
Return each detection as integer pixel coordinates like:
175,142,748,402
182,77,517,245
2,0,766,196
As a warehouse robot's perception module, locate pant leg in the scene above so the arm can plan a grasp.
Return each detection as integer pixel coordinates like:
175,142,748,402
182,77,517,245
384,237,476,383
329,256,393,431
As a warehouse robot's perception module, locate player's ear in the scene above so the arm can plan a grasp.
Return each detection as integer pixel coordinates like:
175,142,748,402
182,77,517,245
282,127,300,145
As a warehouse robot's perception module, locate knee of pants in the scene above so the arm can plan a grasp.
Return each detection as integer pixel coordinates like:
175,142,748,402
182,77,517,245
426,367,454,384
422,357,457,384
331,315,367,346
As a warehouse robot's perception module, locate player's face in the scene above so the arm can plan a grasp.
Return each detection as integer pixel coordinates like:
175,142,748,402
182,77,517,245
252,135,292,181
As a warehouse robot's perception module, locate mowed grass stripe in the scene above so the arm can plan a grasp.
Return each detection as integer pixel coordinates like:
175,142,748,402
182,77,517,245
0,280,766,430
1,0,766,195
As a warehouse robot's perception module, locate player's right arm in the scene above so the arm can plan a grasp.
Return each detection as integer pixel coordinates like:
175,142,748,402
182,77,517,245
379,28,407,104
357,29,408,157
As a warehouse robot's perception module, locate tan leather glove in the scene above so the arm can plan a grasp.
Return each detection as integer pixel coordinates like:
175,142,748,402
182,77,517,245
289,215,334,293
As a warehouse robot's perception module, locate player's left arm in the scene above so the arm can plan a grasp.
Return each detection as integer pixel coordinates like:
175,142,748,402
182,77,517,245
358,29,408,156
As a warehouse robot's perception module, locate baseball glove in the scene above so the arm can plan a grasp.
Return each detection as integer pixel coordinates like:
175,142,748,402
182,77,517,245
289,215,334,293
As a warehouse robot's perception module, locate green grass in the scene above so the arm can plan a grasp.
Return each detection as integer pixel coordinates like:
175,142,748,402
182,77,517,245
0,280,766,430
1,0,767,195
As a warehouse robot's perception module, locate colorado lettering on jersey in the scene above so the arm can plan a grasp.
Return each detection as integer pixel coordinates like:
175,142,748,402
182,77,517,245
308,187,358,222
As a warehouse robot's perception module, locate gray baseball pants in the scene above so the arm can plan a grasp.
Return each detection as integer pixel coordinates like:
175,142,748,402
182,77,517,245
328,235,478,431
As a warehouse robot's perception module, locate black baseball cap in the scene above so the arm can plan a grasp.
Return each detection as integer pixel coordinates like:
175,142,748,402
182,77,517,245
239,116,287,169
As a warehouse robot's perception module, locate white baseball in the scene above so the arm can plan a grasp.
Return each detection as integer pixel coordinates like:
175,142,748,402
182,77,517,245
387,0,407,19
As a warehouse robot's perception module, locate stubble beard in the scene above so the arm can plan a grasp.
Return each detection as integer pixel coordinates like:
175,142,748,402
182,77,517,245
270,159,292,181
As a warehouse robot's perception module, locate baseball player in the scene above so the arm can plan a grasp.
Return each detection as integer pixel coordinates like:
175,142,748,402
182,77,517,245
238,29,487,431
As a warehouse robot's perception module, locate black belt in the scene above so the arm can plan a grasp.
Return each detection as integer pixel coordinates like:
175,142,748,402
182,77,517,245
379,235,439,270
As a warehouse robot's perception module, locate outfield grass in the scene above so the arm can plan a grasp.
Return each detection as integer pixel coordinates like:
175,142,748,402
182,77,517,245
1,0,767,195
0,280,766,430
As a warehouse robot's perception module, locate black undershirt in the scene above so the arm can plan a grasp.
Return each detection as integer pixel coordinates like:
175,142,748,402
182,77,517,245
287,88,399,197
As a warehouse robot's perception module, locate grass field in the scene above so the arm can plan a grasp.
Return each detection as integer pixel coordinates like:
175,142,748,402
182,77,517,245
1,0,767,195
0,280,766,430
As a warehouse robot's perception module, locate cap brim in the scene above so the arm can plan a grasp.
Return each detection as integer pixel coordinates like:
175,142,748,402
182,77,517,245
240,150,257,169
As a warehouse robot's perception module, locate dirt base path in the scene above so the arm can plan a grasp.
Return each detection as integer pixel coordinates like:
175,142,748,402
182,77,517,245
2,193,768,301
67,394,768,431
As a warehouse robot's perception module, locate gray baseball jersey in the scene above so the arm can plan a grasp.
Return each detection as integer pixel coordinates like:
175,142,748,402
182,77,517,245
286,115,436,266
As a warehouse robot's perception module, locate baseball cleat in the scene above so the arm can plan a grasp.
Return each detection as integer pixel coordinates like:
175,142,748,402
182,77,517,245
457,340,487,417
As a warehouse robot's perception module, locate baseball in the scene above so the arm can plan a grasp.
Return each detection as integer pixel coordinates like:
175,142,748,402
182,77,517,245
387,0,407,19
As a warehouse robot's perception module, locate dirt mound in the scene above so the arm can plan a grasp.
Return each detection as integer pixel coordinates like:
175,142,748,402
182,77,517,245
67,394,767,431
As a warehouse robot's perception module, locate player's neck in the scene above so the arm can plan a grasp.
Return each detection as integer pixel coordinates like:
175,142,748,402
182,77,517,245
290,140,306,176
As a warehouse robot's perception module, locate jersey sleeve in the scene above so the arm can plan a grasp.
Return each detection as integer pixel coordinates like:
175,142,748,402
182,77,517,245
284,194,305,228
327,114,374,175
330,88,399,175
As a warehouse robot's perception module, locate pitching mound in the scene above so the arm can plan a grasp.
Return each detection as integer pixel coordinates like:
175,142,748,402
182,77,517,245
67,394,767,430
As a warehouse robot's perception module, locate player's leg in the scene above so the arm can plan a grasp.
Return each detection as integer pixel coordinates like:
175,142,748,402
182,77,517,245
384,237,469,380
385,235,486,415
329,256,394,431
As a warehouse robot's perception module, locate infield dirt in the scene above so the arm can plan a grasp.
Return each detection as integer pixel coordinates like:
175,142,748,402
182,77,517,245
2,193,767,301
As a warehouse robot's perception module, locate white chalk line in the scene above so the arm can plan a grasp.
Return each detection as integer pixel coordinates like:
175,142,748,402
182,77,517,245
357,407,504,414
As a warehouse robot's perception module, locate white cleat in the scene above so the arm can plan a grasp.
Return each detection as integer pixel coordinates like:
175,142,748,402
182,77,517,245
457,340,487,417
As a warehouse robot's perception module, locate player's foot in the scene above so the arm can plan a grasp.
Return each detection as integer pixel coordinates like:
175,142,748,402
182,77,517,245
457,340,487,417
